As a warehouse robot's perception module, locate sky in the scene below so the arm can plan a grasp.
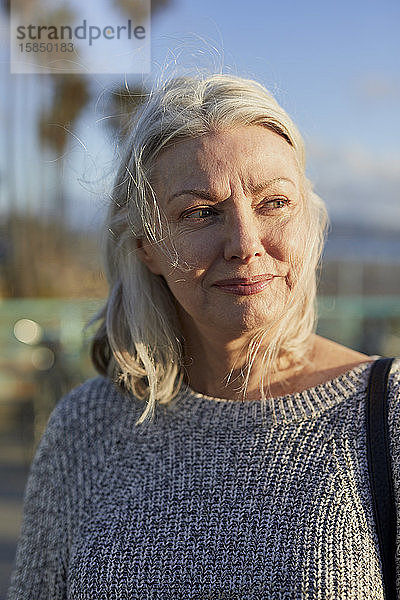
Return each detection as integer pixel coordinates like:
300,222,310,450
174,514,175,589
152,0,400,153
0,0,399,239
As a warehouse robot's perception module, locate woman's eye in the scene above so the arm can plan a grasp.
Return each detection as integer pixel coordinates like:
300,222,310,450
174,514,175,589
183,207,215,219
264,198,289,209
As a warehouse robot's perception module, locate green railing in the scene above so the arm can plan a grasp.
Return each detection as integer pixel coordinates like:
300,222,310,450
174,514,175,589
317,296,400,354
1,296,399,398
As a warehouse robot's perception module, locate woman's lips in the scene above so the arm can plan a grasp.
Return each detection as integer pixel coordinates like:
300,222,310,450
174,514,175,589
213,275,276,295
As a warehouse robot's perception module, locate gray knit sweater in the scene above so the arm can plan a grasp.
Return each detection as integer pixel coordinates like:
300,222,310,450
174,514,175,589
8,359,400,599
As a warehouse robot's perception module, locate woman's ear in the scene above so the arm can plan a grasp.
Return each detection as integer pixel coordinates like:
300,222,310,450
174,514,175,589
136,238,162,275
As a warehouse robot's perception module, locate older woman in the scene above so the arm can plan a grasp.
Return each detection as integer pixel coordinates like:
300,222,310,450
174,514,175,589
8,74,400,599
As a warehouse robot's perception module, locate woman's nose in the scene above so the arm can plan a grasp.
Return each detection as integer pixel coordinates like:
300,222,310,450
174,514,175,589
223,208,265,262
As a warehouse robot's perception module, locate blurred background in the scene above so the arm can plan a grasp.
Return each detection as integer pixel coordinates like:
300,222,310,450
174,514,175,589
0,0,399,596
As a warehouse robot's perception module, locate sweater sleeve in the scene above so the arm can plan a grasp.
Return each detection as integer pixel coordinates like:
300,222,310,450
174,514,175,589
387,358,400,600
7,406,69,600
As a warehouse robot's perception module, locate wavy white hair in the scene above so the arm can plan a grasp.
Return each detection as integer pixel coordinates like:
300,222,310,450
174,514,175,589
91,74,329,425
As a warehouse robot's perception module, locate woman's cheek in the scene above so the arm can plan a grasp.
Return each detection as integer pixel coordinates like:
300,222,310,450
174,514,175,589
283,219,309,289
288,225,307,259
261,218,300,261
172,232,216,271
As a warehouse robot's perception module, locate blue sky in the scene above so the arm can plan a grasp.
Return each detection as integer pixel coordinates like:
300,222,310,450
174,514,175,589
150,0,400,153
1,0,399,234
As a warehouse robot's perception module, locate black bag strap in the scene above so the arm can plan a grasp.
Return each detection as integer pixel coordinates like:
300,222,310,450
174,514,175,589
366,357,396,600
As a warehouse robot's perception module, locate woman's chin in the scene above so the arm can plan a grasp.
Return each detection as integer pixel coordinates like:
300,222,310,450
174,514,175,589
209,304,282,338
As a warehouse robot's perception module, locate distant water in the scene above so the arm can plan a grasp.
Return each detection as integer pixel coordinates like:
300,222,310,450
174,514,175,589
323,226,400,263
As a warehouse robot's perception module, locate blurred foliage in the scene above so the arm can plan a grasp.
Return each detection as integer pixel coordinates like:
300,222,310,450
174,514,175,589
115,0,171,21
38,75,90,155
103,0,173,139
0,213,107,298
103,84,148,139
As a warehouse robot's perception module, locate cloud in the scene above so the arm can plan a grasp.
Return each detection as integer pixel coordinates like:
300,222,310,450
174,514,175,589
306,140,400,230
354,74,400,102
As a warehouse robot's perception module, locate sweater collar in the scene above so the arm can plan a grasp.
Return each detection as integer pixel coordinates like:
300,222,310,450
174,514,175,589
160,361,376,426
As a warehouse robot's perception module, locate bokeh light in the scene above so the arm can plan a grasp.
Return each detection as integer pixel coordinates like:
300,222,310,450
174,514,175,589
13,319,43,345
31,347,55,370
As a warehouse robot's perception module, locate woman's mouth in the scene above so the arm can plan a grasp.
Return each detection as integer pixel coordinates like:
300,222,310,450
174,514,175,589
213,275,276,295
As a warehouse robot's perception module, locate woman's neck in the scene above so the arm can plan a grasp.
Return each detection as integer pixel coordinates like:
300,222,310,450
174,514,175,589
181,326,306,401
181,333,373,401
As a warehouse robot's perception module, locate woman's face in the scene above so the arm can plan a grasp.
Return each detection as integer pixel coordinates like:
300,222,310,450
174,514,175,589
139,125,306,343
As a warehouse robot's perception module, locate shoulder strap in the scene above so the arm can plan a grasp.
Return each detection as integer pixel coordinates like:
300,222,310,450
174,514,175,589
366,357,396,600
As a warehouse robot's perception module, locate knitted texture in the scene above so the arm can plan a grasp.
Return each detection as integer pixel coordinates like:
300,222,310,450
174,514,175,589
8,359,400,599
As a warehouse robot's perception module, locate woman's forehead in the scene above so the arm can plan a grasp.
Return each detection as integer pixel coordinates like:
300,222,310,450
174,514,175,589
151,125,301,198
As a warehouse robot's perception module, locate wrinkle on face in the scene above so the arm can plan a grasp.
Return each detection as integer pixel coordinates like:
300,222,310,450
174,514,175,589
140,125,307,342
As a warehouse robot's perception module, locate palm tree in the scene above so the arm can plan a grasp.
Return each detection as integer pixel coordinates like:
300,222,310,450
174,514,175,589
102,83,148,141
38,74,90,224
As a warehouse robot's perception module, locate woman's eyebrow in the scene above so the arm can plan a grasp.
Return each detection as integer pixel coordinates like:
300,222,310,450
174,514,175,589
167,189,220,205
244,177,297,194
167,177,296,205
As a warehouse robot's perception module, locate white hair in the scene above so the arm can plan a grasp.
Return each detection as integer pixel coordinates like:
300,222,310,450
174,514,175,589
91,73,329,425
